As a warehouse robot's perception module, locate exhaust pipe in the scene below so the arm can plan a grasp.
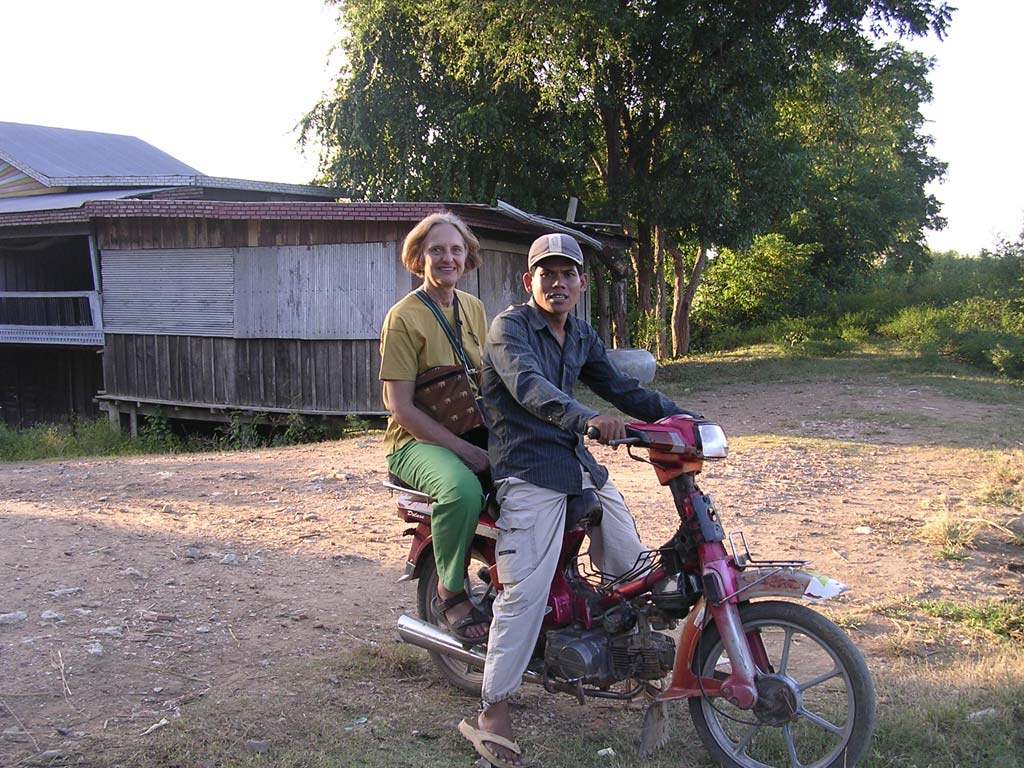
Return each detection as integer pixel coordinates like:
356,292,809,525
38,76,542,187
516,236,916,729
397,614,543,684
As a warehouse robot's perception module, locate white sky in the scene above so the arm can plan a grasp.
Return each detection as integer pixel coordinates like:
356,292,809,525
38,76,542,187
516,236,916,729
2,1,1020,255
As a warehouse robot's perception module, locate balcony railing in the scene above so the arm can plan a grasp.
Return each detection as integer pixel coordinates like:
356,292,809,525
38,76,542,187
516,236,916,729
0,291,104,345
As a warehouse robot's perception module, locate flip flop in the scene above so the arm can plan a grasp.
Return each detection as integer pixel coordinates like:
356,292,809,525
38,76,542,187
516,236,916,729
458,718,538,768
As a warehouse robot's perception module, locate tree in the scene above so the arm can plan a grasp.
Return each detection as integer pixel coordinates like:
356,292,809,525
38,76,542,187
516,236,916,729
777,40,947,287
305,0,953,354
428,0,951,355
690,234,819,347
300,0,590,211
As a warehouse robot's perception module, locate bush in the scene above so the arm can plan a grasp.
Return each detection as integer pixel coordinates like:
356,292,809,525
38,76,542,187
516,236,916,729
878,296,1024,379
989,343,1024,378
216,412,263,451
692,234,820,343
837,311,872,343
138,414,180,453
945,296,1024,336
877,305,948,347
275,412,327,445
767,316,853,357
0,418,134,461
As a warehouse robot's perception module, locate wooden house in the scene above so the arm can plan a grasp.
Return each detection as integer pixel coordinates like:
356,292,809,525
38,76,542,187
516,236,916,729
0,122,627,429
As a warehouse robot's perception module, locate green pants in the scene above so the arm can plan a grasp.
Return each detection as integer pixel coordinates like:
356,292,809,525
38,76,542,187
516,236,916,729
387,440,484,593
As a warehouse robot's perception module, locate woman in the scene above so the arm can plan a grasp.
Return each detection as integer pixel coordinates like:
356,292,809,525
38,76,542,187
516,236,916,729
379,212,490,643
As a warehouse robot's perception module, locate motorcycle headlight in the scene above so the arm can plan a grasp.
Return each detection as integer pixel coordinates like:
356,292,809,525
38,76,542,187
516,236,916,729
697,423,728,459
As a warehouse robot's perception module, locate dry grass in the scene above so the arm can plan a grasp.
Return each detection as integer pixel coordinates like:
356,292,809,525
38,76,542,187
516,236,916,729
78,634,1024,768
919,501,980,560
979,450,1024,516
872,645,1024,767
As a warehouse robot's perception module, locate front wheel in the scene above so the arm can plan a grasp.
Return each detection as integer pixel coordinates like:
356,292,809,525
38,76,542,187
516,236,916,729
689,600,875,768
415,548,494,696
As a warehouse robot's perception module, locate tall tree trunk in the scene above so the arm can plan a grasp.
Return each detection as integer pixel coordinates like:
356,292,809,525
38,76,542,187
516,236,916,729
592,247,631,349
654,225,668,359
610,273,630,348
631,220,654,318
591,259,611,344
670,240,709,357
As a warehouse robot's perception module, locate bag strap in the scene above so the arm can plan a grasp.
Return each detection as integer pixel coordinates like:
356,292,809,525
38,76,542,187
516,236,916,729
413,289,473,372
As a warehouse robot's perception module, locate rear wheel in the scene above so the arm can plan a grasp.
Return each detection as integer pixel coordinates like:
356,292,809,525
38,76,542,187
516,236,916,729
416,548,494,695
688,601,875,768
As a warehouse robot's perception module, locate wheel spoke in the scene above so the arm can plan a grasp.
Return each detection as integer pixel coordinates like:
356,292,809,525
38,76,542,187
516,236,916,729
778,626,794,675
797,664,841,692
783,724,804,768
798,706,845,736
729,722,761,757
693,604,872,768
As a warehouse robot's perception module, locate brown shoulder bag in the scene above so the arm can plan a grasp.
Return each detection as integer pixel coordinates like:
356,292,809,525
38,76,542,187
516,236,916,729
411,291,485,436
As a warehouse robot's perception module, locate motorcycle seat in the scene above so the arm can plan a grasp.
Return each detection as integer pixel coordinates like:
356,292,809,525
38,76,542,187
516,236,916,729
386,472,497,513
565,489,603,531
386,473,600,530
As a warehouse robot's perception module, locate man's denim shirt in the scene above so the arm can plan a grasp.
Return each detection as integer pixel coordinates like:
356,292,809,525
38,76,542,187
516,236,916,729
481,300,683,495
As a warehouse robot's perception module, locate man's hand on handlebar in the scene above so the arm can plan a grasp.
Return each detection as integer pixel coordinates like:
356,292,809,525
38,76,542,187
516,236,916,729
585,416,628,445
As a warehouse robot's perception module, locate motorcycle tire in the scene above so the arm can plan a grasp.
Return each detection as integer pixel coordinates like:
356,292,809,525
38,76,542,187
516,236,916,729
415,548,493,696
688,600,876,768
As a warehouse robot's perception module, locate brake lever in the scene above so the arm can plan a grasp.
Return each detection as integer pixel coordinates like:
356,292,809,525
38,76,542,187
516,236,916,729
608,437,642,447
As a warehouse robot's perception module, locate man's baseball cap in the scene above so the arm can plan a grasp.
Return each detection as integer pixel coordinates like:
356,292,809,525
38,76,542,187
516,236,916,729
528,233,584,270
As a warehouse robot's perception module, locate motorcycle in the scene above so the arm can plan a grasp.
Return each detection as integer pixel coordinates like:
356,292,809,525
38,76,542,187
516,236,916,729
388,414,876,768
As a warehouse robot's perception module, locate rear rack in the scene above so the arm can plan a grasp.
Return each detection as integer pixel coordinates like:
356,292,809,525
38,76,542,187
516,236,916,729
728,531,809,571
382,480,433,502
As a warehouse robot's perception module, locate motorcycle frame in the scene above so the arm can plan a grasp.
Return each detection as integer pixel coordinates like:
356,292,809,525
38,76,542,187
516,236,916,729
393,420,847,710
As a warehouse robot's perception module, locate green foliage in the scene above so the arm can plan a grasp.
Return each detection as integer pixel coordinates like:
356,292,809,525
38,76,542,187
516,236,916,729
630,310,663,354
0,418,134,461
837,312,872,343
769,316,854,358
215,412,263,451
691,234,819,345
138,414,180,453
300,0,587,212
275,412,327,446
1,409,348,462
307,0,952,356
688,236,1024,382
343,413,372,436
914,599,1024,643
777,42,946,285
877,305,948,347
878,297,1024,378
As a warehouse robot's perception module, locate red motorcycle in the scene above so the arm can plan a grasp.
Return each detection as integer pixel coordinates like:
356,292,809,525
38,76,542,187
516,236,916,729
389,414,876,768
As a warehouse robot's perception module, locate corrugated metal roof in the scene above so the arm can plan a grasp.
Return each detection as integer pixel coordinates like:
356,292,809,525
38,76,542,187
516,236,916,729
0,188,168,214
0,122,340,198
0,121,202,182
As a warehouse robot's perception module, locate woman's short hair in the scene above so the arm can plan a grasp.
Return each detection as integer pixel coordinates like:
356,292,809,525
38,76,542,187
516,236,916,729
401,211,481,276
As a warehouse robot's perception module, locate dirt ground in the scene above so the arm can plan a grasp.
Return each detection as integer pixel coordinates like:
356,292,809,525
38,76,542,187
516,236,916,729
2,377,1023,765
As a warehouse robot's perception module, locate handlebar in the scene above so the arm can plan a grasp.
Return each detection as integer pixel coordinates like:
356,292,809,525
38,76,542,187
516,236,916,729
585,425,643,446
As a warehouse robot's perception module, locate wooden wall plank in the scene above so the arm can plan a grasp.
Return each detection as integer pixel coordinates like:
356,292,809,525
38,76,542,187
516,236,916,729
0,347,102,426
101,335,386,413
234,243,396,340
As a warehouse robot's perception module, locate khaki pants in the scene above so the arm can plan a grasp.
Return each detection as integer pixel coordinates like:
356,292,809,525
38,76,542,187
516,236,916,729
481,472,646,706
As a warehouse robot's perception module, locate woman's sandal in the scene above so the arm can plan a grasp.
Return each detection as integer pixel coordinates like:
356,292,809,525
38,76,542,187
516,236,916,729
432,591,490,645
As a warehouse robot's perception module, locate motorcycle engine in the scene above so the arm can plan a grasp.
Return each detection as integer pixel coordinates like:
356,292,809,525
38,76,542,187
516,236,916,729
544,624,676,687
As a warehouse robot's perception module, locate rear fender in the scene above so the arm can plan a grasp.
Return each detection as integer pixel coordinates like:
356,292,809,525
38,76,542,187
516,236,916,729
397,518,499,583
732,568,847,603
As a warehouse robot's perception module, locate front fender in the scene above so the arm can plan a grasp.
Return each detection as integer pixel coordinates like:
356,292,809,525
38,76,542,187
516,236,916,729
732,568,847,603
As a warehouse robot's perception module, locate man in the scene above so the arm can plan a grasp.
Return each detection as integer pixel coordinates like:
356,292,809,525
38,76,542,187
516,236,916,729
457,233,687,768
